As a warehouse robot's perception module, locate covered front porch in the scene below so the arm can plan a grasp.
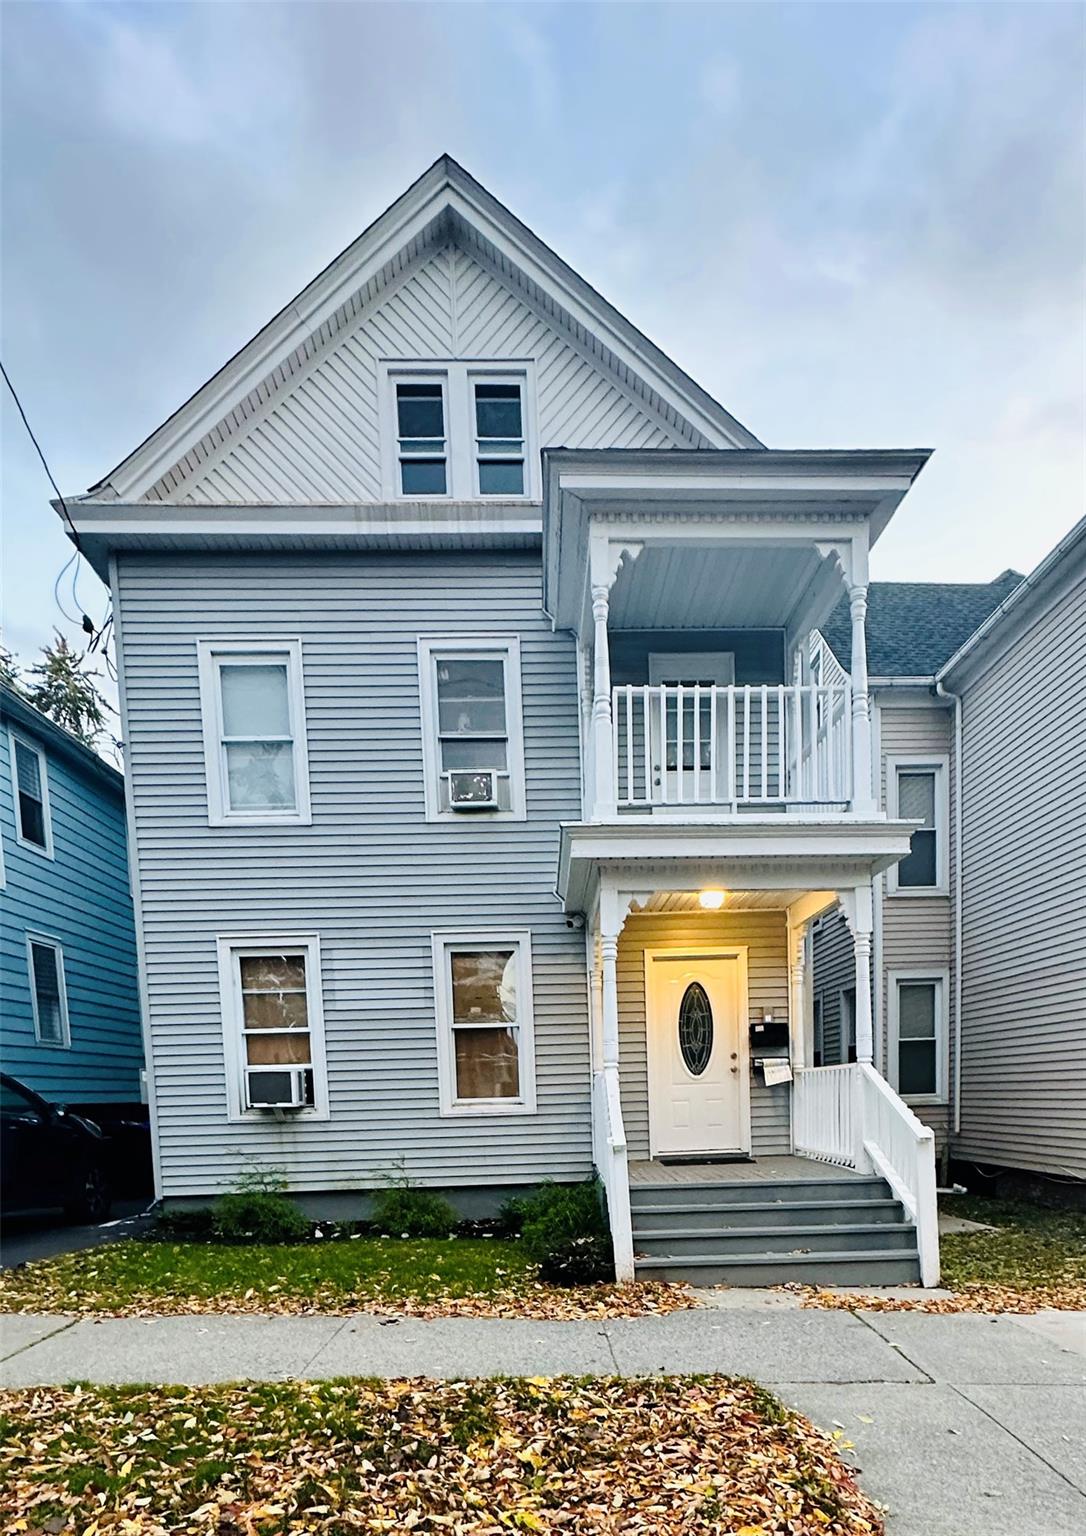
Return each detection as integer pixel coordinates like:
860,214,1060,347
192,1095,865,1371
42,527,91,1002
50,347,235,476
560,832,940,1288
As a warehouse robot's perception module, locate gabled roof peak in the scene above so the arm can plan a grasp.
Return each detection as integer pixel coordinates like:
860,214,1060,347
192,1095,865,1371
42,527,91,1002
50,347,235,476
84,156,762,503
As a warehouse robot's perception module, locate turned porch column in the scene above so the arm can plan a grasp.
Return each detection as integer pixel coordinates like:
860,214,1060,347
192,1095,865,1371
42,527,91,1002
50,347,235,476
839,884,875,1066
590,584,615,820
849,582,876,815
787,920,809,1072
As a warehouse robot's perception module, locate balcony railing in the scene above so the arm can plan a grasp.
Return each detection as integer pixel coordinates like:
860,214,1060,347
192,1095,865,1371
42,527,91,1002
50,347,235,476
612,682,852,810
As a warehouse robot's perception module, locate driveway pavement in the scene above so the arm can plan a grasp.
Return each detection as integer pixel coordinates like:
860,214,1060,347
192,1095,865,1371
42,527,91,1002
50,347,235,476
1,1305,1083,1535
0,1198,153,1269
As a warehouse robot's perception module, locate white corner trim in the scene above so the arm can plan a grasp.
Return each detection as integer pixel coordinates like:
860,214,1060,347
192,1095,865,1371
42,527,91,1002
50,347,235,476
8,728,54,859
196,638,312,828
885,753,950,896
887,967,950,1104
417,634,527,822
25,932,71,1049
431,929,537,1116
217,932,329,1123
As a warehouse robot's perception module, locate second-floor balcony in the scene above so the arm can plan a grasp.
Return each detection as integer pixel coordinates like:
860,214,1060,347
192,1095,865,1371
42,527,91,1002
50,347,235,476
612,679,851,812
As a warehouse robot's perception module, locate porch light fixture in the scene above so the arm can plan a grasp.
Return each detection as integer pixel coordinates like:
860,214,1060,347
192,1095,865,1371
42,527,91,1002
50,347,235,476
698,889,727,910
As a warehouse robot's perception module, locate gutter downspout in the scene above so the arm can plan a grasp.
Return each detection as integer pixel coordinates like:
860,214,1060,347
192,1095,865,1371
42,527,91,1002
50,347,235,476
936,676,963,1137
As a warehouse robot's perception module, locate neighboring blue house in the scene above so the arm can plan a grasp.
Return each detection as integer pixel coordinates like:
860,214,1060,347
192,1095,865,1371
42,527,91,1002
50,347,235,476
0,682,143,1114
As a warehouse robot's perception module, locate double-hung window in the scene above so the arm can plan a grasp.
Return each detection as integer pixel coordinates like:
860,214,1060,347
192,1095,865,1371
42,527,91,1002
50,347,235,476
473,379,525,496
396,379,448,496
381,362,535,499
218,935,328,1119
432,932,536,1114
197,640,311,826
889,972,948,1101
418,636,526,820
9,732,52,856
888,757,948,893
27,935,70,1048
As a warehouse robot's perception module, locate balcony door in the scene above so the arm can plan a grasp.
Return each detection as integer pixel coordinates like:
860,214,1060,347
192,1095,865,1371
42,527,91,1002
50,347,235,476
648,652,735,804
646,948,750,1157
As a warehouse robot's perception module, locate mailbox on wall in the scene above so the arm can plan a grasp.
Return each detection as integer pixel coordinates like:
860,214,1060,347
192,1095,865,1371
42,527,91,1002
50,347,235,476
749,1017,790,1054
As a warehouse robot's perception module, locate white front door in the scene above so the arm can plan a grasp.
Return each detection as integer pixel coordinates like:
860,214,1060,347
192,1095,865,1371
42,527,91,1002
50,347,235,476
646,950,749,1157
647,652,735,803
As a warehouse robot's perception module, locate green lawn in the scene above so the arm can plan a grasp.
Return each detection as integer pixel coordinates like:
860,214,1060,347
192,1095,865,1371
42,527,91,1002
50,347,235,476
939,1194,1086,1297
0,1376,883,1534
0,1235,538,1315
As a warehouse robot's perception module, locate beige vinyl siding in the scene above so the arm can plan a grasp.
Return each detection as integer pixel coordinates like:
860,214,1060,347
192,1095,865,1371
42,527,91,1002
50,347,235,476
115,550,593,1198
617,910,791,1159
148,242,693,505
877,700,954,1150
954,570,1086,1179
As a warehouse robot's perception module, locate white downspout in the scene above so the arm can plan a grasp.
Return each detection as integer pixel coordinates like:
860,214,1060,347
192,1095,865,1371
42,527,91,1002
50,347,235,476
936,677,963,1136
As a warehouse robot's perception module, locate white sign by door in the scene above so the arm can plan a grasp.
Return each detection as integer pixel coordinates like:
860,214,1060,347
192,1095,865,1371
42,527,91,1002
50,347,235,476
646,949,749,1157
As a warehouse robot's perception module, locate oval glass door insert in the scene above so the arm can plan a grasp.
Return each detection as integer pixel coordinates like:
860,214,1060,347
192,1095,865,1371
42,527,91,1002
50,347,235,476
678,981,713,1075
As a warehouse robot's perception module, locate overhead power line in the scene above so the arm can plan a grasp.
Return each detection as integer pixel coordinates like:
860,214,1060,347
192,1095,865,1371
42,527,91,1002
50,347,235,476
1,356,98,637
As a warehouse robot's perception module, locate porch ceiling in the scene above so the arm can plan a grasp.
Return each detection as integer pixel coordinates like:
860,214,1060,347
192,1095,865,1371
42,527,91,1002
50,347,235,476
607,543,824,630
636,889,813,913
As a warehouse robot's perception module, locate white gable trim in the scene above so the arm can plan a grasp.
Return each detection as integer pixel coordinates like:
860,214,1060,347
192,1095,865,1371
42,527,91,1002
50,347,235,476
89,157,762,503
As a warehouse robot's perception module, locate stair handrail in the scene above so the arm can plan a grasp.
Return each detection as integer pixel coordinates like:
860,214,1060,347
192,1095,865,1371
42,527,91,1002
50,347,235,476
592,1066,634,1282
857,1062,940,1286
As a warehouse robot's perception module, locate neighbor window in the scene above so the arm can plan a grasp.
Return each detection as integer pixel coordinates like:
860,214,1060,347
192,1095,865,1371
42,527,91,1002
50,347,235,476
889,758,948,893
218,935,328,1120
813,996,824,1068
417,637,526,820
381,363,534,499
396,379,448,496
890,973,947,1101
10,732,52,855
197,640,311,826
473,380,525,495
27,936,69,1048
432,933,536,1114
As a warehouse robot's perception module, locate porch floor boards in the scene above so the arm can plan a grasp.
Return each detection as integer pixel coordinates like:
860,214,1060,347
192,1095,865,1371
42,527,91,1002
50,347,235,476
628,1155,865,1185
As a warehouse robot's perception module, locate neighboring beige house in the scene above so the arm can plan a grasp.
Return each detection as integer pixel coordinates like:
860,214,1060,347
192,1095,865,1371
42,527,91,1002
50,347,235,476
813,517,1086,1185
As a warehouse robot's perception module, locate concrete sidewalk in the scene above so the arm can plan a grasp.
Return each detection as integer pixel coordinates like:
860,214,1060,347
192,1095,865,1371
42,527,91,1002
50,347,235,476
2,1307,1084,1535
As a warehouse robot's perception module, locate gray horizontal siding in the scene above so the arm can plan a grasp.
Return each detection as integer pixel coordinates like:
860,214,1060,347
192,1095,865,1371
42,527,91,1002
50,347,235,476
116,551,592,1197
954,571,1086,1179
617,910,792,1159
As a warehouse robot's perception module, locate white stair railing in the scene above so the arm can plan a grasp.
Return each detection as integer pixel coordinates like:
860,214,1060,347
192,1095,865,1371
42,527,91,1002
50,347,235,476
793,1062,940,1285
592,1067,634,1282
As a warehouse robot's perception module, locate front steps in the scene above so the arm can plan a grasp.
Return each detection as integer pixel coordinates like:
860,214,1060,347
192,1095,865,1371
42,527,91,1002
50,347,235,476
631,1170,921,1286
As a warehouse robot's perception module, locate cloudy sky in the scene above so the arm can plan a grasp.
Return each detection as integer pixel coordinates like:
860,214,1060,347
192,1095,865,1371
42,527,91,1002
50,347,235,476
2,0,1083,672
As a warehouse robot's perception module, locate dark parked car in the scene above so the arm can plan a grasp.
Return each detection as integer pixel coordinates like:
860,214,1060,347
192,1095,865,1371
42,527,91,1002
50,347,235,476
0,1074,112,1223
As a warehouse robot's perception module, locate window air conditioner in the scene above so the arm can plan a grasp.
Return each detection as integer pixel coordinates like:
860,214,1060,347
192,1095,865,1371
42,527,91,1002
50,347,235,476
247,1069,308,1111
449,770,498,810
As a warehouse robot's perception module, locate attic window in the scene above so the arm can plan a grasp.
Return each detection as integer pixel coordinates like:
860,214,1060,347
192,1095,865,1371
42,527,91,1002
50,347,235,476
396,381,448,496
381,362,535,499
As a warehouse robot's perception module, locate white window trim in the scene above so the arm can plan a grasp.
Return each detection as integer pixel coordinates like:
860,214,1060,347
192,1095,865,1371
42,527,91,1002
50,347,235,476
887,968,950,1104
417,635,527,822
886,754,949,896
217,933,329,1123
26,932,71,1049
432,930,537,1117
379,360,538,501
8,729,54,859
197,639,312,827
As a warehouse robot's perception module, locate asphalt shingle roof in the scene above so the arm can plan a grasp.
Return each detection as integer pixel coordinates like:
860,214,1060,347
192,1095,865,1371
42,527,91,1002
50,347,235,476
821,571,1024,678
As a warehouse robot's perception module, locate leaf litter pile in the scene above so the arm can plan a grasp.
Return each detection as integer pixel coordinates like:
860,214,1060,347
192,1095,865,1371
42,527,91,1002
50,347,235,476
0,1376,882,1535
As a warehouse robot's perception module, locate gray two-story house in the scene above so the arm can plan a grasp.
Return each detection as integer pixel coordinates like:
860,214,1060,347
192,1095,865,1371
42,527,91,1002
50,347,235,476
60,156,944,1285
